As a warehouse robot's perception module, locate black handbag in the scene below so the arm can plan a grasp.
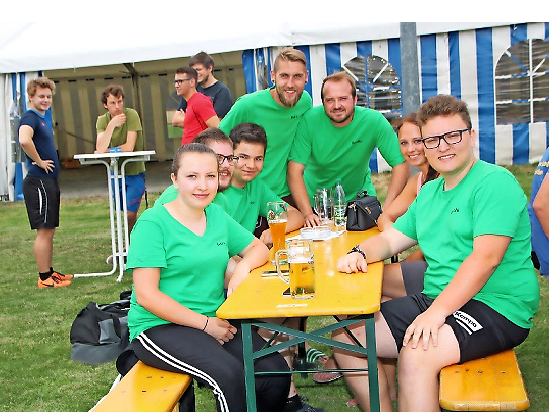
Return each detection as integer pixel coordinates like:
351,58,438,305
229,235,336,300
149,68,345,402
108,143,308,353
345,191,382,231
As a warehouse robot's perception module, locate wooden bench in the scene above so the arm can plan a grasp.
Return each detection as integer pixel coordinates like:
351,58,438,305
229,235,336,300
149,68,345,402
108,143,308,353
93,361,192,412
439,349,529,411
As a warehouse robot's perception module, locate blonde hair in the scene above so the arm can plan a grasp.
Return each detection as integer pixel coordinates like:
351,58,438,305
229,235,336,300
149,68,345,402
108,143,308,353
27,77,55,98
273,48,307,72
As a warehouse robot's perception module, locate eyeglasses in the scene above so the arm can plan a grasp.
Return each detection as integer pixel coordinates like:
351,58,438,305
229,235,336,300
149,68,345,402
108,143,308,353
421,128,471,149
216,154,236,165
173,78,192,85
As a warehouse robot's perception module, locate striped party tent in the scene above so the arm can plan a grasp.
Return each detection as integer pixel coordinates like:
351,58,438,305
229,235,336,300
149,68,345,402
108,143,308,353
1,21,547,201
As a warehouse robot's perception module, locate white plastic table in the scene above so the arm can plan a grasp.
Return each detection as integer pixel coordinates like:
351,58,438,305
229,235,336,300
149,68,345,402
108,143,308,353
73,151,155,281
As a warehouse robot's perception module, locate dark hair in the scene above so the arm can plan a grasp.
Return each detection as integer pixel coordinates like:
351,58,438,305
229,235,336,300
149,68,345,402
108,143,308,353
417,94,472,130
192,127,232,146
175,67,198,83
321,72,357,100
171,143,217,175
189,52,214,69
27,77,56,98
101,84,124,105
229,123,267,152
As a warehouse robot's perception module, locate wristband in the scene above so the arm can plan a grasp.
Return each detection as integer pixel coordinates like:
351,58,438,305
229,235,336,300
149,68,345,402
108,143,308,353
202,317,209,331
348,245,367,260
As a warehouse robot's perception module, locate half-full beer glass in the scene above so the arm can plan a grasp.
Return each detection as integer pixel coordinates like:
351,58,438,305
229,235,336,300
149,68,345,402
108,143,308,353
275,239,316,299
267,201,287,262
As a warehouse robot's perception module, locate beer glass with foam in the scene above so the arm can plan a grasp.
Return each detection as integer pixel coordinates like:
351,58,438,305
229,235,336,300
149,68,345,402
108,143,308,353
275,239,315,299
267,202,287,262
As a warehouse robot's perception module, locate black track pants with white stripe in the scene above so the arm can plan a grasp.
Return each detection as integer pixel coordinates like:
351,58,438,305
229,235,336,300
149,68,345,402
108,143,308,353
133,321,290,412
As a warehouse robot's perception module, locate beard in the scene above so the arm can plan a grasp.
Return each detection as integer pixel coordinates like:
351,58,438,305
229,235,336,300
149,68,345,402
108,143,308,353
327,107,355,124
217,168,232,192
199,72,210,86
275,85,303,108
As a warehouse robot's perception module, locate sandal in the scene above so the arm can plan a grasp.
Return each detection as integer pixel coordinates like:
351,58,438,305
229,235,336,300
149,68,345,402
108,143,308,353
312,355,343,384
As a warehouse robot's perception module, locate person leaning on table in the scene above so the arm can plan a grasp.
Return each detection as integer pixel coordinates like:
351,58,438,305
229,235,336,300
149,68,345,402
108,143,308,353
333,95,540,412
126,143,290,412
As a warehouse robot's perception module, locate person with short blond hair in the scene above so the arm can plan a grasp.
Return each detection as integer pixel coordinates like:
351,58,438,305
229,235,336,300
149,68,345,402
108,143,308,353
220,47,312,202
19,76,73,288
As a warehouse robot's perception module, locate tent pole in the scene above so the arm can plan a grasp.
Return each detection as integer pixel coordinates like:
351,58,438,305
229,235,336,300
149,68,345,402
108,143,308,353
123,63,145,149
400,22,421,115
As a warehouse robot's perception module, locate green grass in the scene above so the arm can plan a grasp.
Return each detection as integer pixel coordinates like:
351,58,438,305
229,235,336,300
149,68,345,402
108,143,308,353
0,165,547,411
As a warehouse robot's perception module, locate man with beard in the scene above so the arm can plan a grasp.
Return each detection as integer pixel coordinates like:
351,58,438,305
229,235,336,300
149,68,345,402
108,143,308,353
219,48,312,203
172,52,233,125
154,127,234,210
288,72,409,227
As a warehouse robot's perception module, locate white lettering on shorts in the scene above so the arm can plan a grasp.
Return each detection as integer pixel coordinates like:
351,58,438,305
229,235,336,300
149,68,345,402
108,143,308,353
452,310,483,335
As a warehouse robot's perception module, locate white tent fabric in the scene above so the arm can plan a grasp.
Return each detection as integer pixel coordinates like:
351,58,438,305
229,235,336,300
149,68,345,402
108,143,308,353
0,22,513,74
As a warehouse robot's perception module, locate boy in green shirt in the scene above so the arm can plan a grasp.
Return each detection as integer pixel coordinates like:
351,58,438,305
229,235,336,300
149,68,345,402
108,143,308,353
334,95,539,411
223,122,304,246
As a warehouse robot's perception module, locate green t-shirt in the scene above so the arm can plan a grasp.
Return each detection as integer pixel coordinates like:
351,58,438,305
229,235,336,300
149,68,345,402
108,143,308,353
126,203,254,341
222,179,283,232
289,106,405,204
96,108,145,176
153,184,229,212
393,160,539,329
219,88,312,197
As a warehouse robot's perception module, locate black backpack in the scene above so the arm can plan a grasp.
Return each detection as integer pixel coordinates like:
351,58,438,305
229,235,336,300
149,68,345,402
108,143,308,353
69,291,131,365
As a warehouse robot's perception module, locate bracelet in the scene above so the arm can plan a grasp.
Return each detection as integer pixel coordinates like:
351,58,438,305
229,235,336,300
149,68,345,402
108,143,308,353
348,245,367,259
202,317,209,331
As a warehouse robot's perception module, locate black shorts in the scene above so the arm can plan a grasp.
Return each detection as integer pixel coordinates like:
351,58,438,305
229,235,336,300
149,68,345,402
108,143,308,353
380,293,529,364
401,260,427,295
22,175,60,229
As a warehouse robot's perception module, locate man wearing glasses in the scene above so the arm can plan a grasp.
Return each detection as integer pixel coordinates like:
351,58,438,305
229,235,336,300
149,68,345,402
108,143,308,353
334,95,539,411
174,67,220,145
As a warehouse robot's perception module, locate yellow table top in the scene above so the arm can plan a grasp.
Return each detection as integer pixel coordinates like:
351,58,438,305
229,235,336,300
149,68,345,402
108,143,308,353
217,228,383,319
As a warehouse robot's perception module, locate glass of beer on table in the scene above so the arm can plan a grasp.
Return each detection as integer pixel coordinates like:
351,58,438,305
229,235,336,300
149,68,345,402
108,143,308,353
275,238,316,299
267,201,288,262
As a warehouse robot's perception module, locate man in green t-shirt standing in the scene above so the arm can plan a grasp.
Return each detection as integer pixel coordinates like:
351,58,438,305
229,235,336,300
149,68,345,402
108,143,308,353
288,72,410,227
220,48,312,203
95,84,145,234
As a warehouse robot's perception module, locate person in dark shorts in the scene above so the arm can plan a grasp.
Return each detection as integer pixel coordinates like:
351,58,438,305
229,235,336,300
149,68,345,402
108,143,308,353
333,95,540,411
19,77,73,288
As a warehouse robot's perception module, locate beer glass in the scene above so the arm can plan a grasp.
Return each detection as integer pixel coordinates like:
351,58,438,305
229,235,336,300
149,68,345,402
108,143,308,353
313,188,334,224
267,201,288,262
275,239,316,299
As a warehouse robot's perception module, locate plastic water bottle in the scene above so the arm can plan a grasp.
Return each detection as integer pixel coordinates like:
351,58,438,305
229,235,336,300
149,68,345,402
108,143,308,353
334,179,346,231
